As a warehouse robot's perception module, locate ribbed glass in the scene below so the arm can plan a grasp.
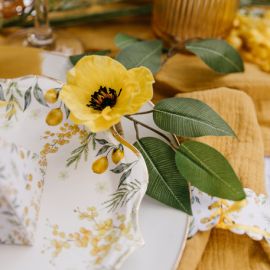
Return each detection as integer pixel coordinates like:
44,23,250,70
152,0,240,48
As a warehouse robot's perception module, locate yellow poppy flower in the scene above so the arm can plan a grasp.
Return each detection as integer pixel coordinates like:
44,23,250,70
60,55,154,132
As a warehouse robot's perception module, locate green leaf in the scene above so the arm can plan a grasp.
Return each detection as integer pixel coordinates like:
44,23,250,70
240,0,270,7
116,40,163,74
185,39,244,74
0,85,5,101
104,179,141,212
95,139,109,145
66,136,91,168
96,145,111,156
134,137,191,214
175,141,245,200
33,83,48,107
114,33,139,49
69,50,111,66
15,87,23,98
153,97,235,137
118,169,132,188
111,162,133,174
23,87,32,111
119,144,124,151
63,104,70,119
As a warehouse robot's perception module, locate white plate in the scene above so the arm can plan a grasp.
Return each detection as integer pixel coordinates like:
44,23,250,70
1,50,189,270
0,76,150,270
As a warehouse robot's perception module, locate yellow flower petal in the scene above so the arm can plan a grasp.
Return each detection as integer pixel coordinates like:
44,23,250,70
113,80,137,113
85,115,121,133
69,113,85,125
126,67,154,114
101,106,121,121
60,85,99,121
67,55,128,95
60,56,154,132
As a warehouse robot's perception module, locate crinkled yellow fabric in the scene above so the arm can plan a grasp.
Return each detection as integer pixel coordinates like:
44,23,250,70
173,88,269,270
156,53,270,156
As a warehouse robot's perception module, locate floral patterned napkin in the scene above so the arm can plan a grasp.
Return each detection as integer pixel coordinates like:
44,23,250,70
189,187,270,243
0,139,44,245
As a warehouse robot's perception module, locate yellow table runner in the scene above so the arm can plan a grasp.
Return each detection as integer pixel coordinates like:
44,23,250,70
0,46,42,77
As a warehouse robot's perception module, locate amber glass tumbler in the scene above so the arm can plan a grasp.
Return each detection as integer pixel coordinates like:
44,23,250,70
152,0,240,48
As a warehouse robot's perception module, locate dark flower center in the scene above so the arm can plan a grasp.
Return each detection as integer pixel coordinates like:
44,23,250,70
87,86,121,111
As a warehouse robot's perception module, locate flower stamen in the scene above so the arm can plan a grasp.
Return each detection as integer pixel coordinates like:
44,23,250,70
87,86,121,111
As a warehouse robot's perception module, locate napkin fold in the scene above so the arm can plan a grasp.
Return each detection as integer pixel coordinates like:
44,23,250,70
0,139,44,245
173,88,270,270
156,54,270,156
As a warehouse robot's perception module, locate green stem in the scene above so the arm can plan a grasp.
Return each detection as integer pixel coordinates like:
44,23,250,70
173,134,181,147
106,146,115,157
133,121,140,141
115,121,124,136
124,115,177,150
128,110,154,116
162,46,177,66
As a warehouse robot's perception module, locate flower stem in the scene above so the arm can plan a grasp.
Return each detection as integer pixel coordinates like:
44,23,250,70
162,46,177,66
115,122,124,136
173,134,181,147
124,115,177,150
127,110,154,116
133,121,140,141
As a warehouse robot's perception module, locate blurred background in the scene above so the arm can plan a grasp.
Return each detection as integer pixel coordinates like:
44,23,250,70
0,0,152,54
1,0,270,71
